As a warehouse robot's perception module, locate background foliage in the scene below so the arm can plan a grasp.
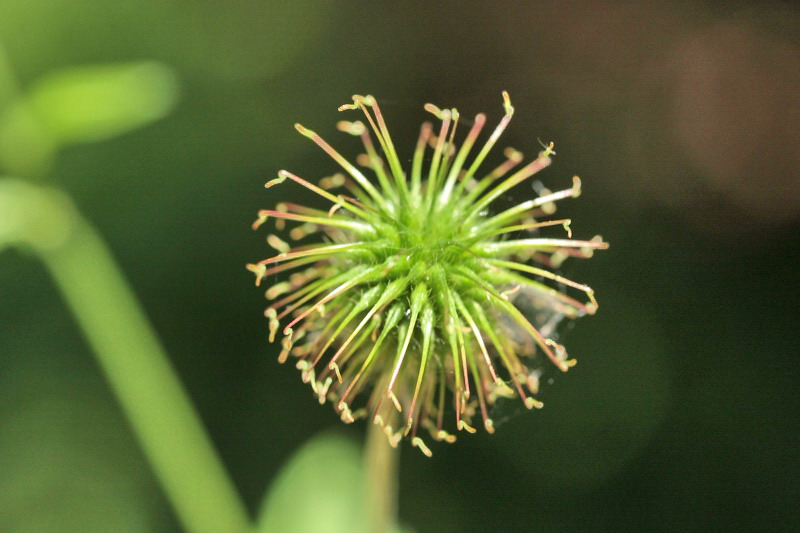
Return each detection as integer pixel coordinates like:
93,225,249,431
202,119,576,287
1,1,798,531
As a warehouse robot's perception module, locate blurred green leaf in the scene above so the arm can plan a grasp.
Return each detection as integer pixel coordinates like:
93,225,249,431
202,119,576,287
0,101,54,177
257,432,367,533
26,61,178,145
0,178,73,251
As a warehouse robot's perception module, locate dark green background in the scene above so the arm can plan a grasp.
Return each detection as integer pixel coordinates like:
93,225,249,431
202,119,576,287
2,1,798,531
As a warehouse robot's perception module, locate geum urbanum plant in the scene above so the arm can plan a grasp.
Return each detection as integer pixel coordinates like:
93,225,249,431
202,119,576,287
249,92,608,457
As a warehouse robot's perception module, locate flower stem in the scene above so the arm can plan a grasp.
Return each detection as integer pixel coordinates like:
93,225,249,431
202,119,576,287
2,182,252,533
364,422,399,533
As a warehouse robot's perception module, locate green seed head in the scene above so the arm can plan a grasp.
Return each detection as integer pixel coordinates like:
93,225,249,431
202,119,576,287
249,92,608,456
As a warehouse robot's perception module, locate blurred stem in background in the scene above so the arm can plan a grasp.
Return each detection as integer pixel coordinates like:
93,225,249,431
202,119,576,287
0,181,252,533
0,43,251,533
0,43,401,533
42,198,253,533
365,422,399,533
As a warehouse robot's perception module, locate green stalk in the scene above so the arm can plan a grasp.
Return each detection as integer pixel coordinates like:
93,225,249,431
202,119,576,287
364,422,398,533
2,182,251,533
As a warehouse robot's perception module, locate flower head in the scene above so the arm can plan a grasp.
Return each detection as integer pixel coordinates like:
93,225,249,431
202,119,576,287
249,92,608,456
